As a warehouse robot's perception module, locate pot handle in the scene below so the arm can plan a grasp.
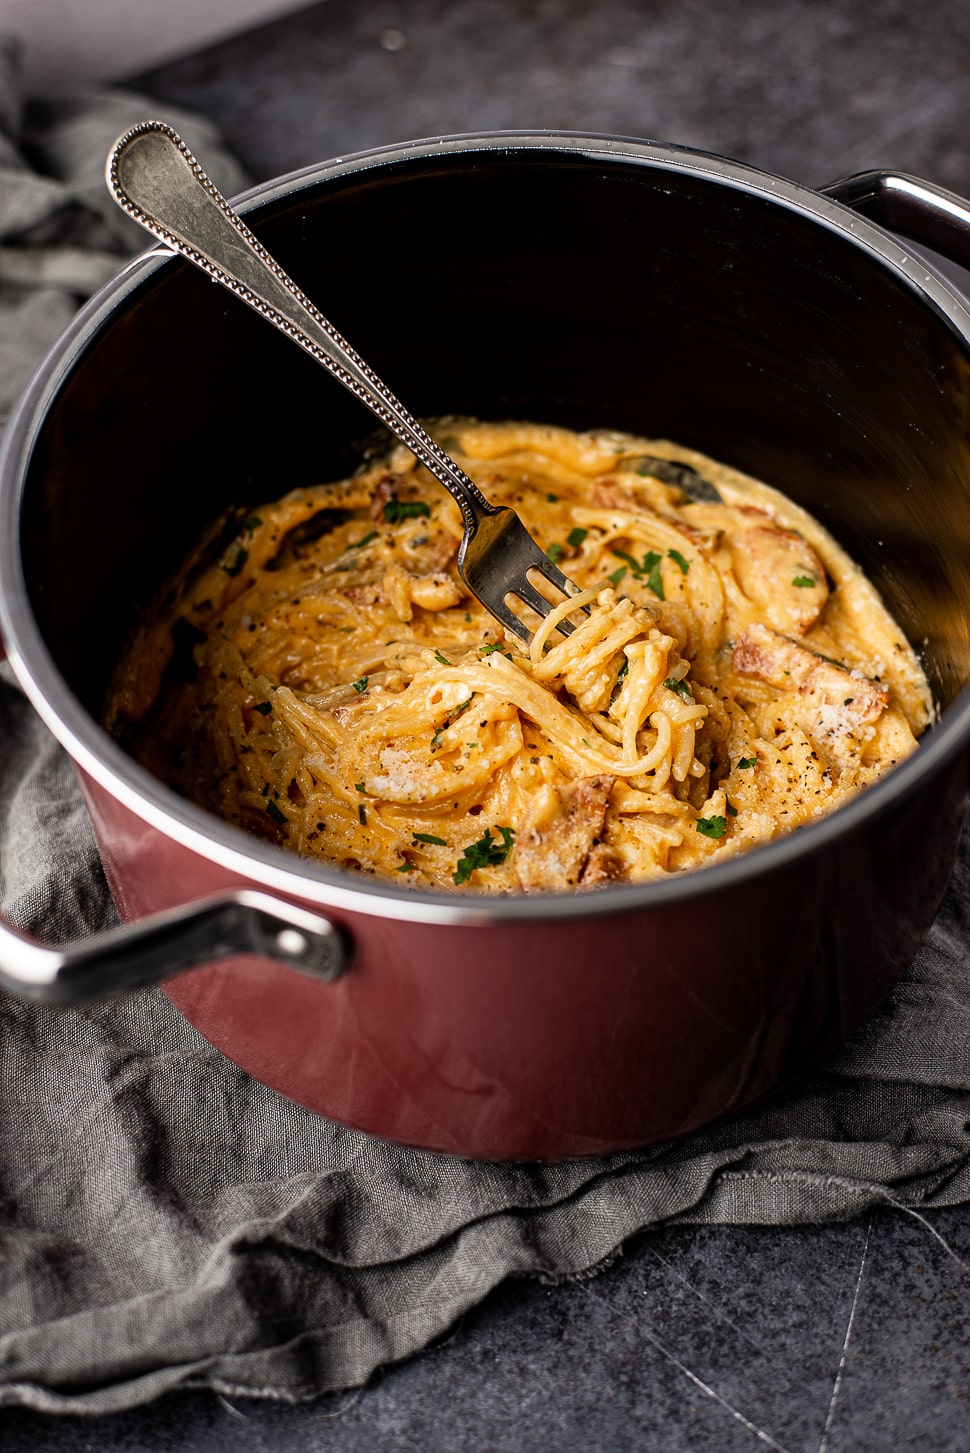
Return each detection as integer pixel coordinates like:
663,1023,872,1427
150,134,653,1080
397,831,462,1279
0,889,347,1004
820,171,970,271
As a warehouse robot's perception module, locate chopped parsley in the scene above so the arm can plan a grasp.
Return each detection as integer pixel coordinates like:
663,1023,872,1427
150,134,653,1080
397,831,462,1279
663,676,692,699
358,804,367,825
396,862,416,873
608,566,627,587
253,700,272,716
566,527,588,549
432,694,476,750
434,649,452,666
355,782,367,793
667,548,690,575
266,799,287,827
696,815,727,840
383,499,431,522
726,801,738,817
350,530,378,549
610,547,665,600
547,542,563,563
479,643,512,658
453,825,515,884
546,493,559,502
792,574,816,588
412,832,447,846
351,675,369,693
223,545,249,578
737,755,757,770
815,652,849,670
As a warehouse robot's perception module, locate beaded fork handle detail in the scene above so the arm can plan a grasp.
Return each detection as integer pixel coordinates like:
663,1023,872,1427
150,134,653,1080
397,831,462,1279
106,121,585,644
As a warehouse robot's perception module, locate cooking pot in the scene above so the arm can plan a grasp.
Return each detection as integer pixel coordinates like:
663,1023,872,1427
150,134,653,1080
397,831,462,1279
2,134,970,1159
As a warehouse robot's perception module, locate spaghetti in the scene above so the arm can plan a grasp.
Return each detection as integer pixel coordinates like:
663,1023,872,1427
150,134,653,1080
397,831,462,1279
104,420,931,892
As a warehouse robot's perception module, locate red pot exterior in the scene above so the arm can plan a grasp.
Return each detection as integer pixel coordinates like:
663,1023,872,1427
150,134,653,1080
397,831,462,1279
5,135,970,1159
80,752,968,1159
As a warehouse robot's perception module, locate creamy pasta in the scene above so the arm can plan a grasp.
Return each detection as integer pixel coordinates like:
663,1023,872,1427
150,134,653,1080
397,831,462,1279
104,420,931,892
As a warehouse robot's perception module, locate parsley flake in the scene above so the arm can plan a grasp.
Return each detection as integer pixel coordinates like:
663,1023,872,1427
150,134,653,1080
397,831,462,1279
354,782,367,793
547,542,563,563
792,575,816,588
350,530,378,549
383,499,431,523
358,804,367,825
610,547,665,599
434,649,452,666
737,755,757,770
566,527,588,549
668,548,690,575
608,566,627,587
453,825,515,884
412,833,447,846
224,545,248,578
696,815,727,840
663,676,692,699
352,676,369,693
266,799,287,827
253,701,272,716
643,551,665,600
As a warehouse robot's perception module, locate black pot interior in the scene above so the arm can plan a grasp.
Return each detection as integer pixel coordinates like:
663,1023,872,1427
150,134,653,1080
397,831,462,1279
20,145,970,719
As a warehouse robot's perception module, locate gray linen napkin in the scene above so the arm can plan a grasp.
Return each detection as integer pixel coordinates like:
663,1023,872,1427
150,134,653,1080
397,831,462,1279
0,34,969,1416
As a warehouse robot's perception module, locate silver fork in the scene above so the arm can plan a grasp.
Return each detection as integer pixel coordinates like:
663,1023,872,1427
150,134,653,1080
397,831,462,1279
106,121,585,646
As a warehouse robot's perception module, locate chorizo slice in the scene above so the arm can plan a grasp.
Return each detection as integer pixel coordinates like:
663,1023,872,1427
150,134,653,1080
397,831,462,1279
515,775,615,892
732,527,829,634
733,623,889,742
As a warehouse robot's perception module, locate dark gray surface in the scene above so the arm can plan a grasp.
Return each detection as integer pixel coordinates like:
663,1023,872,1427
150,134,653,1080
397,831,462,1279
4,0,970,1446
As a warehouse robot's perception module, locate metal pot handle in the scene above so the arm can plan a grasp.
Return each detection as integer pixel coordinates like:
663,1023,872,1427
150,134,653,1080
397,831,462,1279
820,170,970,271
0,889,347,1004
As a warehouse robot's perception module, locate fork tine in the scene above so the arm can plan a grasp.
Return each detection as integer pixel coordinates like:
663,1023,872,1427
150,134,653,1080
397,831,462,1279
509,577,567,620
530,555,586,601
487,596,536,645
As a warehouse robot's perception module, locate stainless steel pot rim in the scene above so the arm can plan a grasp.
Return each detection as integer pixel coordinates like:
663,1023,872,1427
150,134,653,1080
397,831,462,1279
2,129,969,929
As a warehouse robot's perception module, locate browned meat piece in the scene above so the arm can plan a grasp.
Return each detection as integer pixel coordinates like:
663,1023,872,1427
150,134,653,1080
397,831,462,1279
515,775,615,892
732,527,829,634
593,478,647,512
733,623,889,737
580,843,626,886
370,474,396,519
592,479,713,545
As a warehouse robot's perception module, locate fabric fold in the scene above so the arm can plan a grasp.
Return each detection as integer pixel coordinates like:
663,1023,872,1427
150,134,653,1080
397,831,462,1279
0,40,968,1416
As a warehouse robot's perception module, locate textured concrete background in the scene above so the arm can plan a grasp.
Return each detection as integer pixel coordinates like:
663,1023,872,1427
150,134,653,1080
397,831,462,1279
5,1,970,1448
130,0,970,194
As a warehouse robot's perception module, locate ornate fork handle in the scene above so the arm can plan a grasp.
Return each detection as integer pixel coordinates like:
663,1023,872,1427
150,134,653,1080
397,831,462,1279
106,121,495,539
